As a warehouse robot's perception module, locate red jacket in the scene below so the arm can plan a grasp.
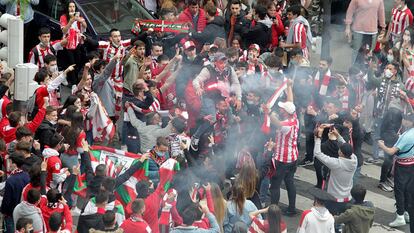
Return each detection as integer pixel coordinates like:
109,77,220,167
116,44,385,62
178,8,207,32
270,14,285,48
2,107,46,143
121,216,152,233
39,198,73,232
126,184,164,233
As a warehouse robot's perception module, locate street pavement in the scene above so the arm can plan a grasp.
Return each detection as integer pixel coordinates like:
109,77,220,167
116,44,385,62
278,141,410,233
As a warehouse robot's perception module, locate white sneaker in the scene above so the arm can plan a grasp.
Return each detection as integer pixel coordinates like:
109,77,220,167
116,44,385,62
389,214,406,227
404,211,410,223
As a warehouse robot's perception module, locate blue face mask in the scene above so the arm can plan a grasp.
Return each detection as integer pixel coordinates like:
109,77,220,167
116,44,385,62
156,151,169,158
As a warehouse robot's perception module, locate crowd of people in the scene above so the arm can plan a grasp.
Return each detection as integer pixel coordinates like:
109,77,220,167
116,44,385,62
0,0,414,232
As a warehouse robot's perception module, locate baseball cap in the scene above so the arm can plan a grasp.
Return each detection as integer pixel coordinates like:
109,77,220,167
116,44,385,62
278,101,296,114
403,113,414,122
213,52,227,62
183,40,196,50
248,44,260,53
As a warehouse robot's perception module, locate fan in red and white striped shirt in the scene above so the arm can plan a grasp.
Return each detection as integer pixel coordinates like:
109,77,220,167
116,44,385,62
98,30,131,118
388,5,413,44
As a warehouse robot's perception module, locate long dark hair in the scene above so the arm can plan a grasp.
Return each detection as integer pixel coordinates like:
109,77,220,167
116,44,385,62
268,204,282,233
63,1,76,21
59,95,79,116
62,111,84,150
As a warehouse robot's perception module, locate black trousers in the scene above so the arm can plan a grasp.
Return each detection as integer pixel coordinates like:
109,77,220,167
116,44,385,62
394,163,414,216
270,160,297,210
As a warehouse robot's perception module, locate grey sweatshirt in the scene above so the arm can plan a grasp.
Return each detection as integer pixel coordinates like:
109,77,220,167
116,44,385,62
13,201,45,233
314,138,357,201
92,58,117,117
127,108,173,152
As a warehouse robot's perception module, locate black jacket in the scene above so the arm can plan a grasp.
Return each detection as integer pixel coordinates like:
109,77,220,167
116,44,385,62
77,213,105,233
191,16,226,44
224,11,251,36
242,21,271,52
35,120,57,151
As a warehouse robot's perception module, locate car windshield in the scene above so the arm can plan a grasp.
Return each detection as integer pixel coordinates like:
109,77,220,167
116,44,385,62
79,0,152,34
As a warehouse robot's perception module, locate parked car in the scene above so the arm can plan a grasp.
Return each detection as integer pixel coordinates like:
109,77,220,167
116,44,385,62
1,0,155,60
31,0,155,40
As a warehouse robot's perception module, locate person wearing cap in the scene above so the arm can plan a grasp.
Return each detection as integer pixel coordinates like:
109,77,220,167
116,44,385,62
378,113,414,229
297,187,335,233
314,124,357,217
178,0,207,32
241,5,272,53
243,44,268,77
193,51,242,120
266,80,299,216
189,2,225,46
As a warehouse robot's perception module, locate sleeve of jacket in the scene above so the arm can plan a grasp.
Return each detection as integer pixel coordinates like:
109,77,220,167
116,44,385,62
334,209,353,224
80,151,94,183
1,181,14,215
205,212,220,233
229,67,242,100
62,203,73,231
114,160,143,189
127,108,146,133
27,107,46,133
92,59,117,91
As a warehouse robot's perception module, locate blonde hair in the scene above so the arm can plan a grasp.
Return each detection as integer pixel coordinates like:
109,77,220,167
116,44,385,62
211,183,226,232
236,162,258,198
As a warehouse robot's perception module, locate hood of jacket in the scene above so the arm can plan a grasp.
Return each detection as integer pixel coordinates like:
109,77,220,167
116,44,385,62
208,16,225,27
42,148,60,159
17,201,41,217
311,206,333,222
339,154,358,172
258,18,273,28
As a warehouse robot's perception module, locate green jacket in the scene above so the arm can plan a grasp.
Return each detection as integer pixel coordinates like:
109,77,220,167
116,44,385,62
334,202,375,233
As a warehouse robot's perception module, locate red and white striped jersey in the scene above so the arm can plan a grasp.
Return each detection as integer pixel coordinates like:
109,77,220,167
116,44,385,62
390,6,413,39
149,97,160,112
273,113,299,163
292,22,308,59
406,77,414,95
28,41,63,68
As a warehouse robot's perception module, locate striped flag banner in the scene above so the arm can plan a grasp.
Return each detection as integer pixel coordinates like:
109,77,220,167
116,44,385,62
261,80,288,134
132,19,190,35
73,146,149,206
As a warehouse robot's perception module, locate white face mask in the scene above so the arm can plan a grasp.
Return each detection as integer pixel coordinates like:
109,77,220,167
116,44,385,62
246,100,255,105
384,69,394,78
403,35,411,42
49,65,58,74
387,55,394,63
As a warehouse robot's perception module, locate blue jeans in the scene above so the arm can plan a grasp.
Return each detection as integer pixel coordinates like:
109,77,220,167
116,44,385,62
4,215,14,233
353,166,362,185
259,177,270,205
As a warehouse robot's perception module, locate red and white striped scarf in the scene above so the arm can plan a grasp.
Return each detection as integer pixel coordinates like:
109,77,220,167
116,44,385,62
406,77,414,95
89,93,115,142
159,189,178,227
333,88,350,111
261,80,288,134
314,69,331,96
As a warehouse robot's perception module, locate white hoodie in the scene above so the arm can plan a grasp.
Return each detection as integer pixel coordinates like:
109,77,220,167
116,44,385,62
297,207,335,233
